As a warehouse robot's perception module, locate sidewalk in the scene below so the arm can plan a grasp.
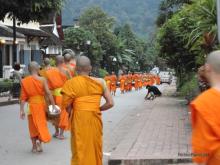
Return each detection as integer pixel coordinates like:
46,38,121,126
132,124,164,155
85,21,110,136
108,86,192,165
0,97,19,106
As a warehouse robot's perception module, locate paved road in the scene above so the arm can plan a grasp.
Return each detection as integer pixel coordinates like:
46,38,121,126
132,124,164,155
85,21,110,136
0,84,167,165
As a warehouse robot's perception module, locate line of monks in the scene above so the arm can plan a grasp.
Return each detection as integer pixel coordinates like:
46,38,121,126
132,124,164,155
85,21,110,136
104,72,161,96
19,54,114,165
20,54,76,151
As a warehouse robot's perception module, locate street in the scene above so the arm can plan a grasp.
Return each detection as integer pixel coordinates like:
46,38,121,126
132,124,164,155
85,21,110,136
0,83,191,165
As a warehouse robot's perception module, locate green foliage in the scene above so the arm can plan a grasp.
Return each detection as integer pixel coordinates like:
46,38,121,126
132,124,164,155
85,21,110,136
62,0,162,38
64,27,103,64
0,80,13,93
0,0,64,23
157,0,218,84
178,74,199,99
98,68,108,78
64,7,158,74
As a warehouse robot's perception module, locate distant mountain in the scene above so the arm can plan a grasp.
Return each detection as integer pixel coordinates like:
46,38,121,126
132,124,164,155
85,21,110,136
62,0,162,38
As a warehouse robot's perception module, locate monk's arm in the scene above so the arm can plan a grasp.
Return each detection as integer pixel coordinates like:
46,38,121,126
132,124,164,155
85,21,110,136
43,78,56,108
62,94,73,114
100,88,114,111
19,84,27,120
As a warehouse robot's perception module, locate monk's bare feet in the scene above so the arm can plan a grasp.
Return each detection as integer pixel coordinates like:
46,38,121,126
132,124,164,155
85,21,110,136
36,142,43,152
53,132,59,138
31,146,38,153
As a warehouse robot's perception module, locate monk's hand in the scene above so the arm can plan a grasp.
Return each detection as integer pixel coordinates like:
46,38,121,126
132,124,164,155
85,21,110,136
20,110,25,120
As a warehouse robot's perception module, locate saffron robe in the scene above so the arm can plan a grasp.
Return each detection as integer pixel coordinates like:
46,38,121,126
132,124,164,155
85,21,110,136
46,67,69,130
20,76,51,142
62,76,105,165
190,88,220,164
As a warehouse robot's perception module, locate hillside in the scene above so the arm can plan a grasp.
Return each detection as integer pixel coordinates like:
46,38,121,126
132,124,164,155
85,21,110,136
62,0,161,38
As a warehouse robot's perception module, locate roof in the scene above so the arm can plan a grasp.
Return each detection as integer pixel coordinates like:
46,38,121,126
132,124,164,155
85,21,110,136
8,26,49,37
0,24,25,38
40,26,63,46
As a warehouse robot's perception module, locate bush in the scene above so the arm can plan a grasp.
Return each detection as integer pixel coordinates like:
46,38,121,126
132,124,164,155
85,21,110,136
98,68,108,78
178,75,200,102
0,79,13,93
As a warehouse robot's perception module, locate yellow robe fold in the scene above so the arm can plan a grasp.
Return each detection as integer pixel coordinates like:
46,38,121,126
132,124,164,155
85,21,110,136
62,75,104,165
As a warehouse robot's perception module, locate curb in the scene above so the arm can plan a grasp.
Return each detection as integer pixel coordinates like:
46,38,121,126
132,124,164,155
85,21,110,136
108,158,192,165
0,100,19,106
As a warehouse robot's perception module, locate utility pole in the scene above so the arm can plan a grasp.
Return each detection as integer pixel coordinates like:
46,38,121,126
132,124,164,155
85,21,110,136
12,15,17,64
217,0,220,42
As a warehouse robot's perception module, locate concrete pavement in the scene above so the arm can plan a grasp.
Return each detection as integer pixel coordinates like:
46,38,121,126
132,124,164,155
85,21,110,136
0,84,192,165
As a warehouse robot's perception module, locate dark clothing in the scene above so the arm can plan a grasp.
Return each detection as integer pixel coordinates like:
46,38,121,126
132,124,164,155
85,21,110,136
147,86,162,96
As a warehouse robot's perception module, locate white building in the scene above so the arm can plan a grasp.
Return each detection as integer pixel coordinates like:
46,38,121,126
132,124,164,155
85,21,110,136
0,15,63,78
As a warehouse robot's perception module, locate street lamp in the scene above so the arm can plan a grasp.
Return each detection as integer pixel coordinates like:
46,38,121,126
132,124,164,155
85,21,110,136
113,57,117,62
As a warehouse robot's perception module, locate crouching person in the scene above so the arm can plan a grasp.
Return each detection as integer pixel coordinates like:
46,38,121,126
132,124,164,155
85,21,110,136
145,85,162,100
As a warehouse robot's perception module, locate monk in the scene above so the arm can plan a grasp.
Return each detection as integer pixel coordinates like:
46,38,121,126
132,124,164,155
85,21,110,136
119,73,126,94
190,50,220,165
133,73,139,91
110,72,117,96
63,50,76,77
138,74,143,90
143,73,148,87
39,58,52,78
20,61,56,153
46,56,71,139
61,56,114,165
127,72,133,91
124,74,129,92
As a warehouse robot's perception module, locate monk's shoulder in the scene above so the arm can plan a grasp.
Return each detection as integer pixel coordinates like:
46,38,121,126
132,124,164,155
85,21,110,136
192,88,215,105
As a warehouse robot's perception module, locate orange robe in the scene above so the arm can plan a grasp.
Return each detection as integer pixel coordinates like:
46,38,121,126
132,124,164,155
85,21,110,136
124,76,129,92
63,64,75,78
156,76,161,85
46,67,69,130
62,76,105,165
110,75,117,92
119,75,125,92
20,76,51,142
190,88,220,164
138,75,143,88
133,74,139,90
127,74,132,91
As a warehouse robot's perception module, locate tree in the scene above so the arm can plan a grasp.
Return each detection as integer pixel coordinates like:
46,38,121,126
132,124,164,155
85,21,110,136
64,27,103,64
0,0,63,23
156,0,219,88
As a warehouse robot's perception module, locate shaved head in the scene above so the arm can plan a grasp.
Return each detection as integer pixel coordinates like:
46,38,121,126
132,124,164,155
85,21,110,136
207,50,220,74
43,58,50,66
56,55,64,66
63,49,76,63
64,53,72,63
76,56,92,74
28,61,40,74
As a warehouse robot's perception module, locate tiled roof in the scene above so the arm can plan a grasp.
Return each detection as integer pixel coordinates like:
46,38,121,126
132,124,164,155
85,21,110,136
40,26,63,46
0,24,25,38
8,26,49,37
